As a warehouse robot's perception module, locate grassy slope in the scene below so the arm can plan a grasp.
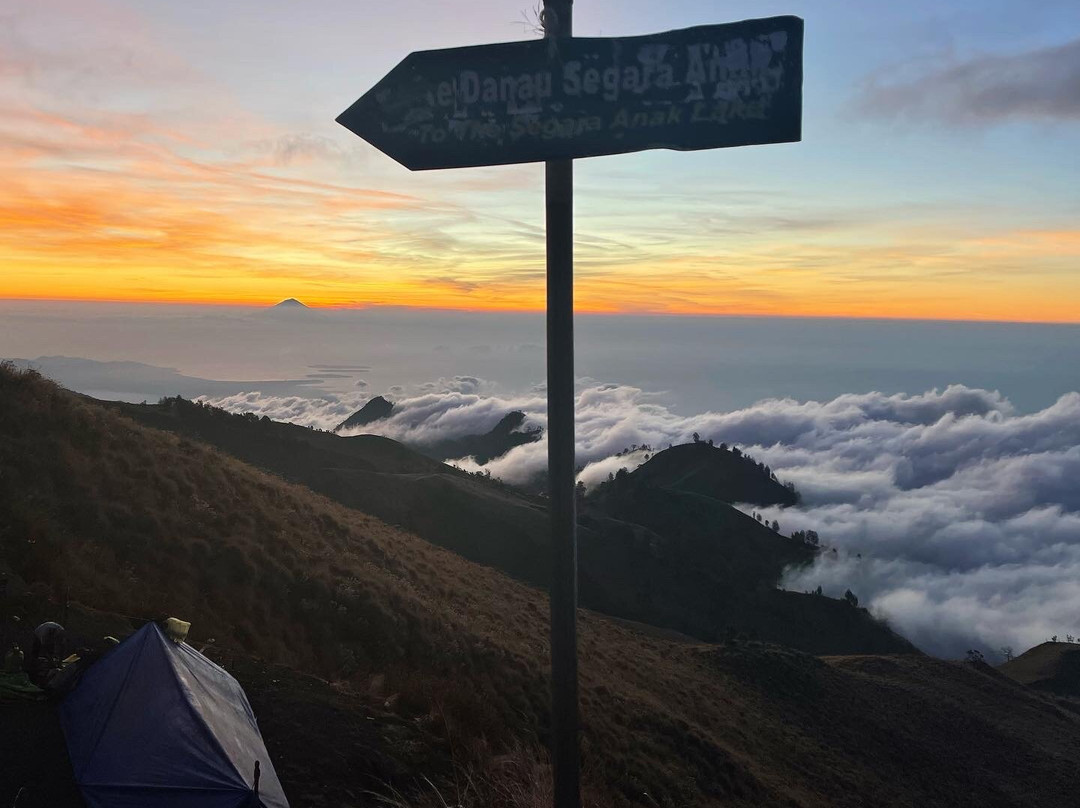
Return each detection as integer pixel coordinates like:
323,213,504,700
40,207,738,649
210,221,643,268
1000,642,1080,696
5,365,1080,806
108,396,908,654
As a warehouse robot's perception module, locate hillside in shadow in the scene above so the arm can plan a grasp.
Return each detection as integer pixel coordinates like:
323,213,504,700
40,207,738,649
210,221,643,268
333,394,395,432
614,440,799,507
1000,642,1080,697
4,363,1080,807
106,393,908,654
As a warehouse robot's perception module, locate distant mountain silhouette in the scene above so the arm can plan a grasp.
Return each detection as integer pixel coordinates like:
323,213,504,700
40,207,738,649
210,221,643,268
334,396,394,432
272,298,308,308
423,411,542,464
3,356,322,400
334,404,541,465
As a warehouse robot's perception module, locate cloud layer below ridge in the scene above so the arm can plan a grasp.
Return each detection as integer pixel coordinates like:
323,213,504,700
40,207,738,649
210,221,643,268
202,381,1080,660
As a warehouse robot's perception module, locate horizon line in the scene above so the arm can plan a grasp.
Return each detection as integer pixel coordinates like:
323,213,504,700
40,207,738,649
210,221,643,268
1,295,1077,327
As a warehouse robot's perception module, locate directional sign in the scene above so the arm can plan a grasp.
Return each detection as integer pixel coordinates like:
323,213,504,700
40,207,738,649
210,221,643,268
338,16,803,170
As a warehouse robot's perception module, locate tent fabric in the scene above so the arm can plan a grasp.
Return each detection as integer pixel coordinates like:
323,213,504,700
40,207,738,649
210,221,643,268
59,623,288,808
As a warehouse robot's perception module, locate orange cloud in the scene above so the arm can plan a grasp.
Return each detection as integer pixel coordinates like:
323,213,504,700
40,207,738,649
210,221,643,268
1,0,1076,323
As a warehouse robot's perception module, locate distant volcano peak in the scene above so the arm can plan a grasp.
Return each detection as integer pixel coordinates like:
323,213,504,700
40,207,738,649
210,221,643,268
334,396,395,433
273,298,308,308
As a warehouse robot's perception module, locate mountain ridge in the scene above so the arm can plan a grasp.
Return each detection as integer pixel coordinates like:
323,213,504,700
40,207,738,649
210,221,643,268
106,392,911,655
1000,642,1080,697
334,394,395,432
5,363,1080,807
621,440,799,507
334,399,543,465
423,409,542,464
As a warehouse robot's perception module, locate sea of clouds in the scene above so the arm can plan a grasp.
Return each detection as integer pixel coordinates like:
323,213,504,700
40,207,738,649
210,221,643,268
202,381,1080,660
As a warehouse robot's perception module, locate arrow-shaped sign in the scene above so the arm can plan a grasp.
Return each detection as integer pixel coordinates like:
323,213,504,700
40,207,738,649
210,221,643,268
338,16,803,170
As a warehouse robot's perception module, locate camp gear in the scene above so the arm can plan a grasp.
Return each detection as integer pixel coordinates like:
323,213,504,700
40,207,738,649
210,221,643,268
162,616,191,643
32,621,65,662
60,622,288,808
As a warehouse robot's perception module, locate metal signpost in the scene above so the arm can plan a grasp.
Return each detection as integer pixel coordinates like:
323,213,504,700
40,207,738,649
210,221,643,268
337,6,802,806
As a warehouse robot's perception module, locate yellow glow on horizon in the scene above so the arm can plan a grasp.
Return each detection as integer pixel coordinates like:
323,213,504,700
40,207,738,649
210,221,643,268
3,229,1079,322
4,266,1079,324
2,105,1077,324
3,0,1078,330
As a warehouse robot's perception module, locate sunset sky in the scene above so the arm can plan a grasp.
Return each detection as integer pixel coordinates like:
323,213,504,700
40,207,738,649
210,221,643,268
1,0,1078,320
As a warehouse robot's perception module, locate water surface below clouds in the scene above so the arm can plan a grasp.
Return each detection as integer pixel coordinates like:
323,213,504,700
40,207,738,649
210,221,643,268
2,301,1076,413
578,315,1078,415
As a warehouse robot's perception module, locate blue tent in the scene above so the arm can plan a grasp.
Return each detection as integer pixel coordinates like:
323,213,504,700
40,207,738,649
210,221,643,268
60,622,289,808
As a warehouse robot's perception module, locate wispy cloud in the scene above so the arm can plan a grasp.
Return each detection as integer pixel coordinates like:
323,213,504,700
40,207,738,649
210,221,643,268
238,134,365,168
856,37,1080,125
1,0,1077,320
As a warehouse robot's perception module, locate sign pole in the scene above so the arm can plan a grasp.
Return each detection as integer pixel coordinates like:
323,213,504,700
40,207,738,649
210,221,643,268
336,14,801,808
543,2,580,807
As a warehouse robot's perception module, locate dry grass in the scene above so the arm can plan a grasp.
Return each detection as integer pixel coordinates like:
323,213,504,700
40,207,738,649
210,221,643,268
5,362,1080,807
112,392,911,657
